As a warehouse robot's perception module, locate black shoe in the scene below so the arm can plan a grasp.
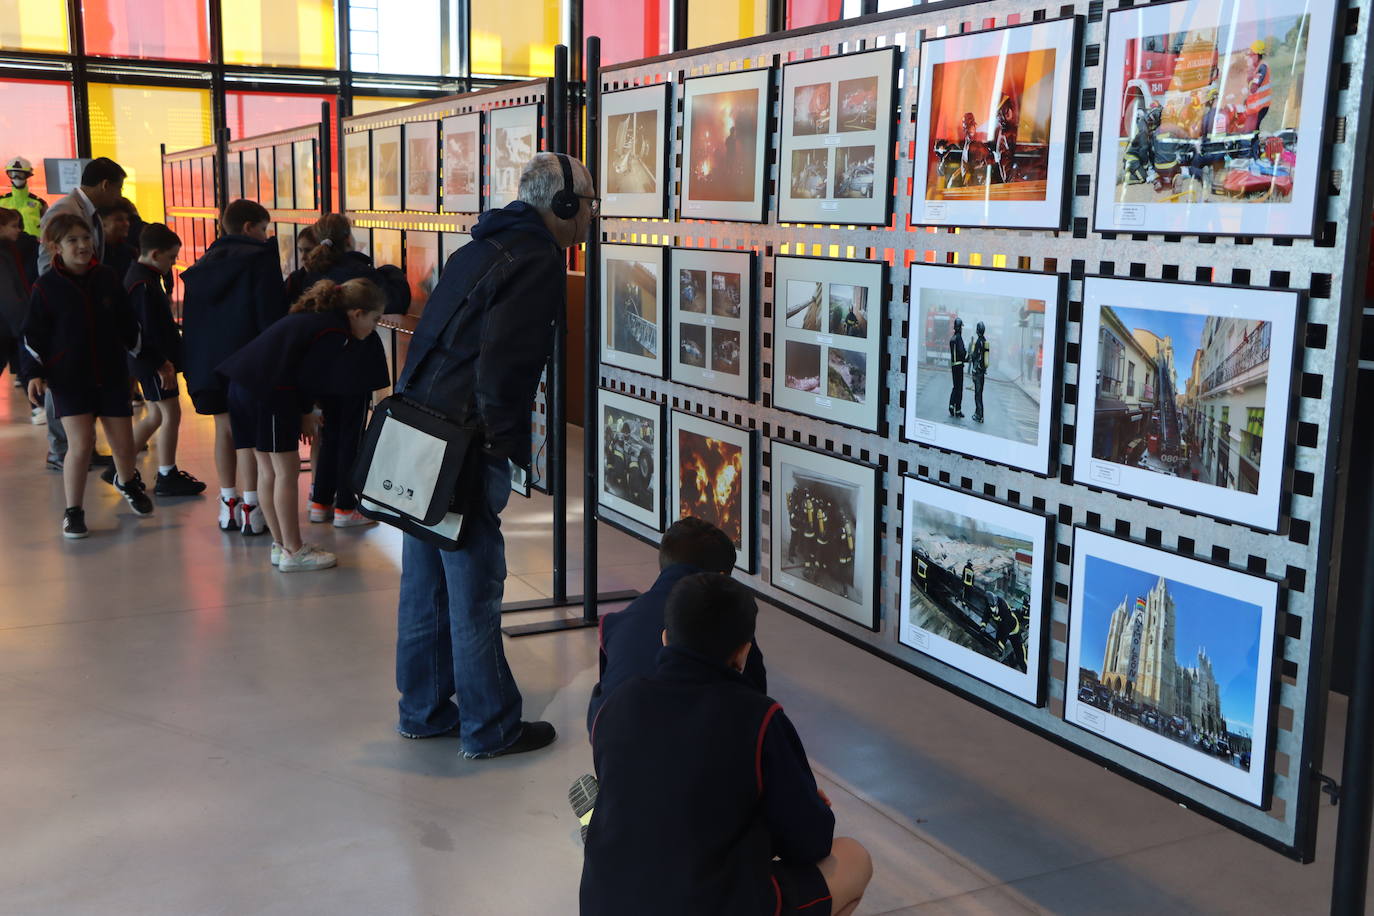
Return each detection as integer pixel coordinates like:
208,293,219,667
948,404,955,417
45,457,63,472
463,721,556,760
100,463,117,485
397,722,461,740
155,467,207,497
955,411,965,418
91,452,114,468
62,507,88,539
115,470,154,516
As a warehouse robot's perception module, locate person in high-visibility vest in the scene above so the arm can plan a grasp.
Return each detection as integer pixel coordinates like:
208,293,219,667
0,157,48,237
1244,40,1273,133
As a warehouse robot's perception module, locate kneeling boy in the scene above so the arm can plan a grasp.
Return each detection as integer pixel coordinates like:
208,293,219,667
580,573,872,916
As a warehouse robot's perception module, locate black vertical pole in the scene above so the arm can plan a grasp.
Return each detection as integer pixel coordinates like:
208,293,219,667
672,0,689,52
581,35,602,627
318,101,332,213
767,0,786,34
66,0,91,158
550,48,570,605
860,0,878,16
214,129,230,213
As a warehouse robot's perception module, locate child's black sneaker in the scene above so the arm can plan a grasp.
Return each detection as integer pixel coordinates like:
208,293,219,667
155,467,207,497
568,773,599,842
115,471,154,516
62,507,88,539
100,463,117,485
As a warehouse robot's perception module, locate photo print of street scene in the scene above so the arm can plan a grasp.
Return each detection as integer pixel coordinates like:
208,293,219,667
601,397,661,527
777,465,861,603
1075,554,1263,775
443,123,478,196
676,428,745,550
606,108,659,195
688,87,760,201
608,257,659,361
1092,305,1271,494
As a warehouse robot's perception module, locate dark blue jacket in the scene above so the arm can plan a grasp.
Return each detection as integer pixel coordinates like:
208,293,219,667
102,241,136,286
587,563,767,735
0,232,38,337
580,646,835,916
125,261,183,373
20,259,142,390
215,309,366,412
396,201,564,469
284,250,407,393
180,234,287,395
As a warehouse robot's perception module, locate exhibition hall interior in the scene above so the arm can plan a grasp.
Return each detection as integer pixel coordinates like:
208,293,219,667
3,0,1374,912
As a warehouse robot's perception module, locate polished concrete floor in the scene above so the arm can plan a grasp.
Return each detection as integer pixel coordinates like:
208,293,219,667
0,384,1365,915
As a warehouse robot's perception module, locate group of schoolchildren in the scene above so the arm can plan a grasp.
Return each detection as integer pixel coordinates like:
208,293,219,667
576,517,875,916
7,190,406,571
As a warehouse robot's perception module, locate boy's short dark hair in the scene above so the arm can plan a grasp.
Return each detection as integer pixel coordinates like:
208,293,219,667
659,517,736,573
0,208,20,228
97,200,133,219
223,199,271,235
139,222,181,255
81,157,127,187
664,573,757,664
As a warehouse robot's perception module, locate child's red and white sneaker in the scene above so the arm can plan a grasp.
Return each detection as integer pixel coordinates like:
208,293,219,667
218,496,240,532
308,501,332,523
333,508,374,529
240,501,268,536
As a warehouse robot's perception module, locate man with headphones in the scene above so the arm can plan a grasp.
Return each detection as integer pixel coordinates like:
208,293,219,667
393,151,596,759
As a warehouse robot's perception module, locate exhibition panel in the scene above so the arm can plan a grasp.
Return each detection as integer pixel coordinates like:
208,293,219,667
590,0,1371,861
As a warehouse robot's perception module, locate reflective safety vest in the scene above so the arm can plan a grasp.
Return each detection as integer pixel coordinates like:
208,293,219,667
0,187,46,236
1246,62,1272,114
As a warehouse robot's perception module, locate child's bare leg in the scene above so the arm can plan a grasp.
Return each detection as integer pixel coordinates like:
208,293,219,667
212,413,237,489
817,837,873,916
269,451,303,552
133,401,162,451
100,416,138,485
237,448,258,493
156,400,181,468
255,451,283,546
61,414,95,508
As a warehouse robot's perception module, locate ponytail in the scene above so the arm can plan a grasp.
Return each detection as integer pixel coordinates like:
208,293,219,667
291,277,386,316
302,212,352,274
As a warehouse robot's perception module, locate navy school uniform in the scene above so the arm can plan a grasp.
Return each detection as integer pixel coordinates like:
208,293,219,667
20,257,143,418
587,562,767,736
581,645,836,916
125,261,183,402
0,232,38,375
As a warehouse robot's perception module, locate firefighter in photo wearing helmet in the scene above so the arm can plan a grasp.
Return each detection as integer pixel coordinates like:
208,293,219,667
1245,39,1272,134
1,157,48,237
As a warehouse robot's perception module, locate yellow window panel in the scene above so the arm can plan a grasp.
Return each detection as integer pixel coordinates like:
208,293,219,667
688,0,766,51
0,0,69,52
471,0,560,77
88,83,213,222
221,0,336,69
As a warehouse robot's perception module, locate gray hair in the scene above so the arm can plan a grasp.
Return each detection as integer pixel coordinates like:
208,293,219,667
518,152,592,211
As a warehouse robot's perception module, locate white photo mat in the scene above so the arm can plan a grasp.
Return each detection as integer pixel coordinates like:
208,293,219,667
778,46,899,226
487,104,541,211
679,67,773,223
597,389,665,530
403,120,439,213
669,248,753,399
601,243,668,377
600,83,670,219
904,263,1061,474
771,255,885,432
1074,276,1297,531
670,411,755,572
1065,528,1278,806
911,17,1078,229
1092,0,1338,237
441,112,482,213
897,477,1050,704
769,440,878,628
371,125,403,211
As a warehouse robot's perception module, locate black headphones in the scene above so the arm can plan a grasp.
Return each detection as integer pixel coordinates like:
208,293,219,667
549,153,580,221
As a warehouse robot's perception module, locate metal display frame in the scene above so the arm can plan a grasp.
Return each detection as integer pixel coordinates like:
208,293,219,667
586,0,1374,868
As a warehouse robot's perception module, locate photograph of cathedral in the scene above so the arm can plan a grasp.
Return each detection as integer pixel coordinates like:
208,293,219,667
1066,530,1278,805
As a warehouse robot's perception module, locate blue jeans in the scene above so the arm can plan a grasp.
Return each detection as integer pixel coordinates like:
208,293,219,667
395,455,522,754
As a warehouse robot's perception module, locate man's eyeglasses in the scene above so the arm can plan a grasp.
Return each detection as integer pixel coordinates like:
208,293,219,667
577,194,600,216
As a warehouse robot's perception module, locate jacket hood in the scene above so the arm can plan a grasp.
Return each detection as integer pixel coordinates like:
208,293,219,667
472,201,559,247
182,234,278,299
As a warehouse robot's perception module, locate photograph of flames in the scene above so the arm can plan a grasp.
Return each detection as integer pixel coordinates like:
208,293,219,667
677,430,745,550
688,88,761,201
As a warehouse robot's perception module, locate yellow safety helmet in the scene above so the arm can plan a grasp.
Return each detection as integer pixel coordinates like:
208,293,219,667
1250,39,1266,55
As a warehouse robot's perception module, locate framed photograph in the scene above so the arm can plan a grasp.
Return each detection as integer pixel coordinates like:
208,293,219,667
769,440,879,629
679,67,772,223
351,226,371,258
600,243,667,377
441,112,481,213
405,230,440,317
371,227,403,270
898,478,1051,704
241,152,259,206
487,103,540,211
294,139,316,211
371,125,403,211
670,411,756,573
903,264,1063,474
1093,0,1338,237
669,248,753,400
511,463,532,499
404,120,439,213
274,223,296,279
274,143,295,210
1065,528,1279,806
771,255,885,433
600,82,669,219
912,16,1080,230
1075,277,1298,531
256,147,275,208
778,47,898,226
441,231,471,270
344,129,371,210
597,389,665,531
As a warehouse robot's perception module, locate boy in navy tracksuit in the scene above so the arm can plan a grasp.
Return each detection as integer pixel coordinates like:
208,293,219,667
215,277,388,573
21,212,159,537
580,573,873,916
283,213,406,529
180,198,288,535
586,516,767,735
123,222,205,497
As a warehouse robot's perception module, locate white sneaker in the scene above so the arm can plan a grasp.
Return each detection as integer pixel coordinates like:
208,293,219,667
218,496,240,531
333,509,375,528
30,406,46,425
240,501,267,536
307,502,331,523
278,543,337,572
270,542,282,566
